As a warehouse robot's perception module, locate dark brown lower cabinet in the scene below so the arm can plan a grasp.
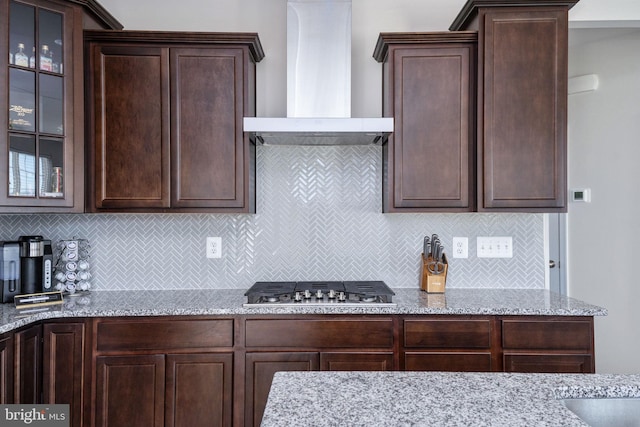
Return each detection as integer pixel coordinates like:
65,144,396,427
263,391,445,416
166,353,233,427
0,333,13,403
2,315,596,427
243,317,397,426
95,355,165,427
402,317,495,371
43,322,86,427
14,323,42,403
95,353,233,427
92,317,234,427
501,317,595,373
245,351,394,426
245,352,319,427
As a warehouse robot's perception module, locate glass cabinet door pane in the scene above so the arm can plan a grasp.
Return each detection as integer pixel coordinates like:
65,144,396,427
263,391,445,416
39,138,64,197
9,68,36,132
39,74,64,135
8,134,36,197
9,1,35,69
39,9,63,73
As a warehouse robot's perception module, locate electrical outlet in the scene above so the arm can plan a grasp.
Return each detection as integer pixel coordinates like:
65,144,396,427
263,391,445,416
477,236,513,258
452,237,468,258
206,237,222,259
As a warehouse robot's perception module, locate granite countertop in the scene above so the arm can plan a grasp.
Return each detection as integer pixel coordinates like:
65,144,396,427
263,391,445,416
262,371,640,427
0,288,606,334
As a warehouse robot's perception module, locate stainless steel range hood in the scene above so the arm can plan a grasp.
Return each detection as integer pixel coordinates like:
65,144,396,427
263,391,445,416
243,0,393,145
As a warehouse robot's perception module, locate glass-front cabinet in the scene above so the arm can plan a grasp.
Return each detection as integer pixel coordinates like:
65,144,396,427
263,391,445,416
1,0,121,213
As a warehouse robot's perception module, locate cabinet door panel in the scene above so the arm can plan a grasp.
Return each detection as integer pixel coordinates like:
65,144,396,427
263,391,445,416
95,355,165,427
245,352,319,427
43,322,85,427
387,45,474,211
171,48,246,209
90,45,170,209
14,324,42,403
0,334,14,404
166,353,233,427
321,352,393,371
1,0,82,212
481,8,567,210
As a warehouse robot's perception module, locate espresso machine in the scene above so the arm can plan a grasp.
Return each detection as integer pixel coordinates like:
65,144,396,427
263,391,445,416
0,235,53,302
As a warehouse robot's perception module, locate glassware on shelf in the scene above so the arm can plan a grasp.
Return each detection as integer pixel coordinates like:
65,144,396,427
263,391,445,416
40,45,52,71
14,43,28,67
51,51,59,73
9,51,14,65
29,47,36,68
51,167,63,193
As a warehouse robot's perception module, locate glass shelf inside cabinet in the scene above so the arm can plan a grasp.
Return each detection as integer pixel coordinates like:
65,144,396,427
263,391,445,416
7,0,65,199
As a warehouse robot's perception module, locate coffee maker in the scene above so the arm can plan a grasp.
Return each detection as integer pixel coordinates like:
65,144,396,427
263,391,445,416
0,236,53,302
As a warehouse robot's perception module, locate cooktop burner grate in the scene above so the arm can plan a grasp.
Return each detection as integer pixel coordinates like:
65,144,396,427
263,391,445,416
244,281,395,307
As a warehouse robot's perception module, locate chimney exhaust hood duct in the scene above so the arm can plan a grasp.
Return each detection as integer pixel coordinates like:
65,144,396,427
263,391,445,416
243,0,393,145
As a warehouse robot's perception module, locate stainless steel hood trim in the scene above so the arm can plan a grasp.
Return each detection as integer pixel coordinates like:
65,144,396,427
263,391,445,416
244,117,393,145
244,117,393,133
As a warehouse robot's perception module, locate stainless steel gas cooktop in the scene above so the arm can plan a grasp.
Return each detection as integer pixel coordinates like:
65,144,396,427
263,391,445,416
243,281,396,307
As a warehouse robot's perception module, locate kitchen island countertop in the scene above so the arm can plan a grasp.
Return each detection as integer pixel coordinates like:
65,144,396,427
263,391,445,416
0,287,606,334
262,371,640,426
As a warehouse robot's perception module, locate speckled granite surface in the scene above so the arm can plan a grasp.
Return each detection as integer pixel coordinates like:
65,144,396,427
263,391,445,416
262,371,640,427
0,288,606,334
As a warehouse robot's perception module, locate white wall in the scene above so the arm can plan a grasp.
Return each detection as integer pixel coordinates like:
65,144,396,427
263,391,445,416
570,0,640,25
568,29,640,373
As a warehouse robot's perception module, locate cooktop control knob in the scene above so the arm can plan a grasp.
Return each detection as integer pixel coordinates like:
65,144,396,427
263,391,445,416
338,291,346,302
303,290,312,299
316,289,323,299
294,292,303,302
328,289,336,299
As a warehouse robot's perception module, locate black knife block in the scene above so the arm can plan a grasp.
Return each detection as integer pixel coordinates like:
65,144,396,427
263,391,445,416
420,253,448,293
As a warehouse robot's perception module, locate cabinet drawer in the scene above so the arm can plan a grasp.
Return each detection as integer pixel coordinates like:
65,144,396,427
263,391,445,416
404,319,491,348
245,319,393,348
320,352,394,371
96,318,233,352
501,319,592,351
504,354,593,373
404,352,492,372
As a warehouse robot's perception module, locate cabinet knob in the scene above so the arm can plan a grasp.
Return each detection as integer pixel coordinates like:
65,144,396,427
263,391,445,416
549,260,556,269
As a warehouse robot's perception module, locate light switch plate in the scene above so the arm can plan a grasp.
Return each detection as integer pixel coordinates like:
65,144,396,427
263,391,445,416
477,236,513,258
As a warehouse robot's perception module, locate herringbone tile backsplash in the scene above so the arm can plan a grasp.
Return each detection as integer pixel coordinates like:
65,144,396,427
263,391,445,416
0,146,544,291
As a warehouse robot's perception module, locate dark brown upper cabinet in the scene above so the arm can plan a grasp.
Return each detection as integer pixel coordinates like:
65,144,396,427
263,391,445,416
451,0,577,212
374,32,477,212
84,31,264,213
0,0,120,213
